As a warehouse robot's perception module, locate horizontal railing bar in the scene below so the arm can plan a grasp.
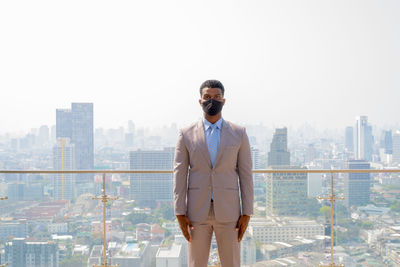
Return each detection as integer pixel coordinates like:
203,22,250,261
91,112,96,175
0,169,399,174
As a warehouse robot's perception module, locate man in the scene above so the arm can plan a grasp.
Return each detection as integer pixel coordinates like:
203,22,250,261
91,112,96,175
173,79,254,267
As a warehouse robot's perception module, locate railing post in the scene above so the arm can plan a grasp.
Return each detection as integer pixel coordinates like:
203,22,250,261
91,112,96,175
318,172,344,267
92,173,118,267
0,196,8,267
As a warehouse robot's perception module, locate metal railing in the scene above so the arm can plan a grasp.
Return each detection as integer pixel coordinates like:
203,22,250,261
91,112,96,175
1,169,400,267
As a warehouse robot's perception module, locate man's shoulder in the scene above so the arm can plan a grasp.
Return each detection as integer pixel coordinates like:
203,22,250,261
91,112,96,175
223,119,246,134
179,120,201,135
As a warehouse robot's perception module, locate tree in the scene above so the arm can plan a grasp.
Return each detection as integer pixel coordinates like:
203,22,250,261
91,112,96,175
154,202,175,221
361,221,373,229
127,212,154,225
59,255,87,267
302,198,322,219
390,200,400,212
320,206,331,223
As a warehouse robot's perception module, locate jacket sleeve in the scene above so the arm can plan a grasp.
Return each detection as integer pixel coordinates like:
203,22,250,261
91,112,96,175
173,129,189,216
237,128,254,216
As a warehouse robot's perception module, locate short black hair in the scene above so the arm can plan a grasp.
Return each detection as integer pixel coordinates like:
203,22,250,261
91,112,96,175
199,80,225,96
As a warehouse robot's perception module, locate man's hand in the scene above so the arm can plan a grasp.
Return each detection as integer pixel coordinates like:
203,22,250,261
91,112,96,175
235,215,250,242
176,215,194,242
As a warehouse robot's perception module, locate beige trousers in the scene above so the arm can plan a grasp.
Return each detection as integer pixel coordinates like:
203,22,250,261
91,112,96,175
188,202,240,267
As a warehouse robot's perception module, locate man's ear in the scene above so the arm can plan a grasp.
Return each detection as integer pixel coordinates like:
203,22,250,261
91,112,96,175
198,99,202,106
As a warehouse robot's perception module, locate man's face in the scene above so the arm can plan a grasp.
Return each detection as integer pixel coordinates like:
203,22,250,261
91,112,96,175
199,87,225,107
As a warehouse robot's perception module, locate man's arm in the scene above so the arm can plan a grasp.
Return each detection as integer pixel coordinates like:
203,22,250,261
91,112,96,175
237,128,254,216
173,130,194,242
173,130,189,215
236,127,253,242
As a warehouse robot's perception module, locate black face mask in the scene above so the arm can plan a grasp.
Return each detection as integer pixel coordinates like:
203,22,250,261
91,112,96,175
201,99,223,116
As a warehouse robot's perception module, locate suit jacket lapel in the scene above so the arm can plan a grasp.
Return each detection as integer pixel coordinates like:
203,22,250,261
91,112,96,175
196,120,212,169
213,118,229,168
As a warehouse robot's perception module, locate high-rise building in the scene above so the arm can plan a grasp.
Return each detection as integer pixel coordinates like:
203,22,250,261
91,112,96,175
7,183,44,201
251,148,264,195
345,126,354,152
53,138,75,201
240,233,257,266
71,103,94,173
266,166,308,216
4,238,59,267
130,148,175,206
6,183,24,201
0,220,27,240
128,120,135,134
56,109,72,139
381,130,393,154
50,125,56,143
125,133,134,148
56,103,94,182
268,128,290,166
355,116,374,161
393,131,400,164
344,160,370,208
37,125,50,146
307,170,323,198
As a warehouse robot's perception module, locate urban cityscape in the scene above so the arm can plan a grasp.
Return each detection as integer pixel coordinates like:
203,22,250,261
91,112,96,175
0,102,399,266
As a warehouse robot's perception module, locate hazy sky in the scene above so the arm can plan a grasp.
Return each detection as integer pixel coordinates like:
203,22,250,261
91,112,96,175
1,0,399,134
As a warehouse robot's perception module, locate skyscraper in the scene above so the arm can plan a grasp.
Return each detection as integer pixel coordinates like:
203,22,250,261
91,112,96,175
71,103,94,173
345,126,354,152
354,116,374,161
251,147,264,195
56,109,72,139
266,128,307,216
37,125,50,146
53,138,75,201
267,127,290,166
265,166,308,216
381,130,393,154
344,160,370,208
393,131,400,164
55,103,94,183
130,148,175,206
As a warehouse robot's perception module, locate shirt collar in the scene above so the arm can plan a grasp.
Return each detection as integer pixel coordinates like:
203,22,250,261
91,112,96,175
203,117,223,131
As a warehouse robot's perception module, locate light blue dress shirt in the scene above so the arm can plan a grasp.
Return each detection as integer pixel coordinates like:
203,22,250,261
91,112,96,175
203,117,223,201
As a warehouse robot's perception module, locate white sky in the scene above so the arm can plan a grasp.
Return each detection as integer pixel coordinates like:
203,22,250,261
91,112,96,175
1,0,399,134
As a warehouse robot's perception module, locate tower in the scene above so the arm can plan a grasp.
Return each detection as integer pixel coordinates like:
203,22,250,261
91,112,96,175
392,131,400,164
344,160,370,208
345,126,354,152
355,116,374,161
56,103,94,183
53,138,75,200
267,127,290,167
265,166,308,216
130,148,175,207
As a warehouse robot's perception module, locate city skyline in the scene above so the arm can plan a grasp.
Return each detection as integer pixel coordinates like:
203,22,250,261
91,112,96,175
1,0,400,133
2,109,400,139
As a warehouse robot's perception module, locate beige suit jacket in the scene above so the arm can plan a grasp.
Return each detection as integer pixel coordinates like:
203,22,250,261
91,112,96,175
173,118,253,223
